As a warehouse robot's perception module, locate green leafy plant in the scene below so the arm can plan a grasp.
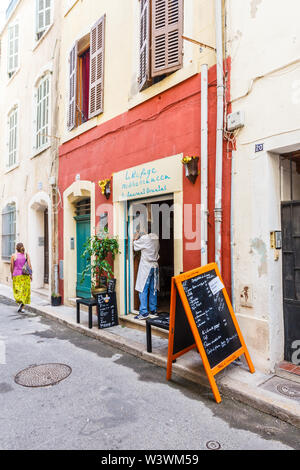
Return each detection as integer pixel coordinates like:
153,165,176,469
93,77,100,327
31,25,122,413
80,228,120,288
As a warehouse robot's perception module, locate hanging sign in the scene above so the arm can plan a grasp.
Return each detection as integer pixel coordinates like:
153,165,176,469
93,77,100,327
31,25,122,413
167,263,255,403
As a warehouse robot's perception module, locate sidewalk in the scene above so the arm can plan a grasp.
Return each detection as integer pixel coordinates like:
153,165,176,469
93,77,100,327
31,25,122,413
1,283,300,429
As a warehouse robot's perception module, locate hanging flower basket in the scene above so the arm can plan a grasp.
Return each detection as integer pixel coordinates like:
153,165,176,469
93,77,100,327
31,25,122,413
181,156,199,184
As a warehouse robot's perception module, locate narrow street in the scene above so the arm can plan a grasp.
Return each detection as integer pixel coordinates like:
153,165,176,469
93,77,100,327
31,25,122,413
0,299,299,451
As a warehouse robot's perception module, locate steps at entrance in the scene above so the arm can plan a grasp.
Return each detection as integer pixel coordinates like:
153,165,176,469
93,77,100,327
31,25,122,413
275,361,300,384
119,314,169,340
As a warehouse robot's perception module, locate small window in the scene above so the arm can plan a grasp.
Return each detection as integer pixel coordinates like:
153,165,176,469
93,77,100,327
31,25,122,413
2,203,16,261
7,106,18,168
36,0,52,41
35,75,50,151
7,23,19,78
138,0,184,91
68,15,105,130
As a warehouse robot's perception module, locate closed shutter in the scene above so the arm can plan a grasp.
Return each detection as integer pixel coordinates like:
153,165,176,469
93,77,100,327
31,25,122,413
151,0,184,77
7,23,19,74
139,0,150,91
68,43,78,131
89,15,105,119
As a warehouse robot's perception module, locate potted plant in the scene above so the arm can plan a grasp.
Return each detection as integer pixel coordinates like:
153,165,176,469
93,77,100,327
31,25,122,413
51,292,62,307
81,228,119,298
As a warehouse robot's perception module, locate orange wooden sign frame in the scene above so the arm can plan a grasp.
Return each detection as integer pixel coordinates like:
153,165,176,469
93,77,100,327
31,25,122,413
167,263,255,403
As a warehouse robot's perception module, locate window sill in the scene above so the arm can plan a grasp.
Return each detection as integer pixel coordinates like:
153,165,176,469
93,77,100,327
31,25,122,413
33,23,54,52
62,118,97,144
31,143,51,159
4,163,19,174
128,62,199,110
7,67,21,86
2,259,12,264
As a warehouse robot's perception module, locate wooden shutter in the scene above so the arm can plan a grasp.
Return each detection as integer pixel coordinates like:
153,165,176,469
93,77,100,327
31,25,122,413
139,0,150,91
151,0,184,77
68,43,77,131
89,15,105,119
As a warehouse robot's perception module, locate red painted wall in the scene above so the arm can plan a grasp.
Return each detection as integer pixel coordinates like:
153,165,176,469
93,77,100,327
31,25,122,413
58,62,232,301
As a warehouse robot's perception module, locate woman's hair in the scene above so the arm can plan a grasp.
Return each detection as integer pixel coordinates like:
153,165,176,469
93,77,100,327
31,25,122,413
16,243,25,254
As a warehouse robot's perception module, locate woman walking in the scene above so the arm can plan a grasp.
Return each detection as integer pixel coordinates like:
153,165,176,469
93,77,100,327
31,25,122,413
10,243,32,313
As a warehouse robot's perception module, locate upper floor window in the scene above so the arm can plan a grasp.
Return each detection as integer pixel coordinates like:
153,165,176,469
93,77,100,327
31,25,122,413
68,15,105,131
2,203,16,261
7,106,18,169
139,0,184,91
35,75,50,152
7,22,19,78
36,0,52,41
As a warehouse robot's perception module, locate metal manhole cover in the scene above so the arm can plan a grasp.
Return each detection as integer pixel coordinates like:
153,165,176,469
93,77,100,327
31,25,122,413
276,383,300,398
206,441,221,450
15,363,72,388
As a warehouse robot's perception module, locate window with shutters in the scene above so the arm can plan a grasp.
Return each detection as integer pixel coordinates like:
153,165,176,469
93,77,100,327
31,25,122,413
67,15,105,131
35,75,50,152
36,0,52,41
138,0,183,91
7,22,19,78
7,106,18,169
2,203,16,261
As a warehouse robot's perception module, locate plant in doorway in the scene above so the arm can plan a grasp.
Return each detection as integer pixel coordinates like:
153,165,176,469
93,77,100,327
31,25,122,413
80,228,120,298
51,292,62,307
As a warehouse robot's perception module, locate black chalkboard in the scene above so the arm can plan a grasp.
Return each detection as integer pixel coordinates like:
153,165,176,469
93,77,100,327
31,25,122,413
173,288,195,355
107,278,116,294
181,269,241,369
96,292,118,329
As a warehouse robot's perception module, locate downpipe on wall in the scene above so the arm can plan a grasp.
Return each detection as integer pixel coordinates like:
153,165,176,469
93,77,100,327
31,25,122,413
214,0,225,272
201,64,208,266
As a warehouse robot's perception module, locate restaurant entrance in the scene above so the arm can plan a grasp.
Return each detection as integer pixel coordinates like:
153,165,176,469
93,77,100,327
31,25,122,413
127,195,174,315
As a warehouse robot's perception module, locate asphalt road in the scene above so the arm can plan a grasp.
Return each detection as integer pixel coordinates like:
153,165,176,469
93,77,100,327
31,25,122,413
0,299,299,451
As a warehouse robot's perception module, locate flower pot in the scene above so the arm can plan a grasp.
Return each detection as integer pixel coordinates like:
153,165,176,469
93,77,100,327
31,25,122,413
51,295,62,307
91,286,107,298
184,157,199,184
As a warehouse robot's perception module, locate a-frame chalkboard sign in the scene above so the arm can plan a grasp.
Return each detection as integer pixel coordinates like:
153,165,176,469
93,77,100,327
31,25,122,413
167,263,255,403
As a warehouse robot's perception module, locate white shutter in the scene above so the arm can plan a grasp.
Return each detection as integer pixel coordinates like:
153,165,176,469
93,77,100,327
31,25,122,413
36,0,51,35
36,76,50,149
68,43,78,130
89,15,105,119
139,0,150,91
8,108,18,167
7,24,19,75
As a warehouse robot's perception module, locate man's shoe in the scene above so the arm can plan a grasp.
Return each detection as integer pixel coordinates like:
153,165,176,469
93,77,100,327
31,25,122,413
134,312,149,320
150,311,159,316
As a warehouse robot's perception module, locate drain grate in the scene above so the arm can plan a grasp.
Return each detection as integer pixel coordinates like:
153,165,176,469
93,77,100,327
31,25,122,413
276,383,300,398
15,363,72,388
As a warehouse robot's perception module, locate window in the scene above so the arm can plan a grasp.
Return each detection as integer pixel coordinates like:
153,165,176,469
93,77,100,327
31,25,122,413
36,0,52,41
7,22,19,78
139,0,184,91
35,75,50,151
7,106,18,169
68,15,105,130
2,203,16,261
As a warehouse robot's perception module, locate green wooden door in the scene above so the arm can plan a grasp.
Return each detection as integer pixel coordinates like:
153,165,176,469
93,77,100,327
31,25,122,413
75,214,91,298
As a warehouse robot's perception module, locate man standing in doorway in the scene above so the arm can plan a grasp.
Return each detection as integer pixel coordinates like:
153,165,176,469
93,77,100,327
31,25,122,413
133,222,160,320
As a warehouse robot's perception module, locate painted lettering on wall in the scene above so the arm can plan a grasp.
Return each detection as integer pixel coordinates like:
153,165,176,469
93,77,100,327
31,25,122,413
120,166,171,200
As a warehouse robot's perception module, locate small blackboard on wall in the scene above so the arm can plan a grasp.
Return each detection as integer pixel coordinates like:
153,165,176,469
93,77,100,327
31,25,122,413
167,263,255,403
97,292,118,329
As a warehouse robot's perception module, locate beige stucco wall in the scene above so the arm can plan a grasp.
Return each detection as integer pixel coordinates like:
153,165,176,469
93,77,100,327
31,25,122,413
0,0,62,296
226,0,300,372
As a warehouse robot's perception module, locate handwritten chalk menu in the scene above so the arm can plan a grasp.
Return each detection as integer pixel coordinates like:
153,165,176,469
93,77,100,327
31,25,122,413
182,270,241,369
97,292,118,329
167,263,255,403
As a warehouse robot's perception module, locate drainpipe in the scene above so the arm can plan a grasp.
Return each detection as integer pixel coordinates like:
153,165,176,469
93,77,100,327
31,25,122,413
201,64,208,266
214,0,224,272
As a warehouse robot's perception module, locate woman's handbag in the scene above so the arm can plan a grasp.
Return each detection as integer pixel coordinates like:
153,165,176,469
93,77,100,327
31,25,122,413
22,255,32,276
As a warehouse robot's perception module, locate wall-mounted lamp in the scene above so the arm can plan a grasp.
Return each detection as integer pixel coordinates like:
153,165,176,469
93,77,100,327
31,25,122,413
182,156,199,184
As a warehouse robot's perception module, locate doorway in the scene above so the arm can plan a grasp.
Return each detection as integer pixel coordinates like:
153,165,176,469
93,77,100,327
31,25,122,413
128,196,174,314
281,153,300,362
74,199,91,298
44,208,49,285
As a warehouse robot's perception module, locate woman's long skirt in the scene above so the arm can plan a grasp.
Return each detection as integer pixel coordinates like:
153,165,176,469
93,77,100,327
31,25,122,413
13,275,31,305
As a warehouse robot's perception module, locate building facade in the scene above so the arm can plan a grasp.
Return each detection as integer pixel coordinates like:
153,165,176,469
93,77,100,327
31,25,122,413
0,0,61,298
57,0,234,340
226,0,300,372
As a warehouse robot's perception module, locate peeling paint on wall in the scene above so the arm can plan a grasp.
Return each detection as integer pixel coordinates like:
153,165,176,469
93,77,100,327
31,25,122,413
250,0,262,18
250,238,267,277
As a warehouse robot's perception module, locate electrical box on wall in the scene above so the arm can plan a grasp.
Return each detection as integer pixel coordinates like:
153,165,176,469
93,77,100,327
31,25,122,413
227,110,245,131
